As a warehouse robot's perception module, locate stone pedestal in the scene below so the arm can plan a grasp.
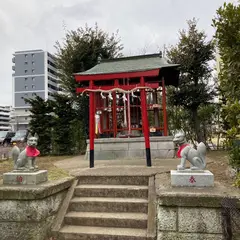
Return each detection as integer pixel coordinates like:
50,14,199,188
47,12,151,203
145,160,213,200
171,170,214,187
3,170,48,185
85,136,175,160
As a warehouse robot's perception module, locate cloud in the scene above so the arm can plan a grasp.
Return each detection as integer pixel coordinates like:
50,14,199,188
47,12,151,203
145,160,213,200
0,0,234,105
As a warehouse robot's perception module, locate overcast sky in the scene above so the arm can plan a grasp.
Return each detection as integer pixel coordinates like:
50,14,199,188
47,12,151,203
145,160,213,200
0,0,235,106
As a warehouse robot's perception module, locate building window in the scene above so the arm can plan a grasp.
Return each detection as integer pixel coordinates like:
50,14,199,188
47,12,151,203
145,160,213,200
32,61,35,65
25,109,28,112
32,77,35,81
32,69,35,73
32,54,34,58
24,93,28,96
32,85,35,89
25,77,28,81
25,69,28,73
25,117,28,120
25,61,28,65
25,54,28,58
25,86,28,90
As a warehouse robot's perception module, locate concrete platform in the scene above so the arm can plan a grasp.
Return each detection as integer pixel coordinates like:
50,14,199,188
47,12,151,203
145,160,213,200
85,136,175,160
170,170,214,187
3,170,48,185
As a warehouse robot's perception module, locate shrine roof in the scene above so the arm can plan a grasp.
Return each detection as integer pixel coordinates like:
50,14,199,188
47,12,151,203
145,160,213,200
76,53,179,76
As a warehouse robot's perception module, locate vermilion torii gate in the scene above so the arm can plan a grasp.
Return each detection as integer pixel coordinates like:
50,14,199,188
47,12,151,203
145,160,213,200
74,53,180,168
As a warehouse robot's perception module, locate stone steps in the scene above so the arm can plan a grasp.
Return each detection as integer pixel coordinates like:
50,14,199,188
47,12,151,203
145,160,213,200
69,197,148,213
64,211,148,228
60,225,148,240
56,175,154,240
78,175,149,186
75,184,149,198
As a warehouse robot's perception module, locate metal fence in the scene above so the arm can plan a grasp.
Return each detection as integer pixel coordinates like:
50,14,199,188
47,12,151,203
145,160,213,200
221,198,240,240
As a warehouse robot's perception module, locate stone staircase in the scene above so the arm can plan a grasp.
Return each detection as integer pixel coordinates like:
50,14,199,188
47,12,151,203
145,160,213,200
53,175,156,240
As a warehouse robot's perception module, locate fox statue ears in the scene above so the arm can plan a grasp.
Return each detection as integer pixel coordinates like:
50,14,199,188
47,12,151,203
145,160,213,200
27,133,39,140
174,129,186,137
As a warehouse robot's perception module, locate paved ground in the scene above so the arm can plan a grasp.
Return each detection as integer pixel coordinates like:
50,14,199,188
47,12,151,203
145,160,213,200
54,155,213,177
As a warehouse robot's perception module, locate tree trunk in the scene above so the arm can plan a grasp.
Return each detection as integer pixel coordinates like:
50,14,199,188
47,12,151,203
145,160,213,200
192,109,204,143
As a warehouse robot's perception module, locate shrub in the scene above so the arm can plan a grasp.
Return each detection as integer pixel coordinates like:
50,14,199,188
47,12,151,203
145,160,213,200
233,172,240,188
229,140,240,169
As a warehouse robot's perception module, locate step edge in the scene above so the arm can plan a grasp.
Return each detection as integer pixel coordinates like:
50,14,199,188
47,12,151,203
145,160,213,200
60,225,147,236
75,185,149,189
71,197,148,202
65,212,148,219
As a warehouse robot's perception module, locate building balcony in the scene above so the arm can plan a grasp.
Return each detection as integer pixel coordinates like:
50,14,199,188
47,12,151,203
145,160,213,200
0,115,10,119
0,126,11,130
0,106,10,110
0,111,10,116
0,121,10,125
0,117,10,121
11,121,29,125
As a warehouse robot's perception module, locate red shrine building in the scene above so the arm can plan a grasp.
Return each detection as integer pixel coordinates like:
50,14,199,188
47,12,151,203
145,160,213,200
75,53,180,167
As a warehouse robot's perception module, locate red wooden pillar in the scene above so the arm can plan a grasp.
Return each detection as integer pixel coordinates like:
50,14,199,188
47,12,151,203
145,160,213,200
99,93,103,136
140,76,152,167
113,79,118,137
89,80,95,168
162,78,168,136
95,93,99,139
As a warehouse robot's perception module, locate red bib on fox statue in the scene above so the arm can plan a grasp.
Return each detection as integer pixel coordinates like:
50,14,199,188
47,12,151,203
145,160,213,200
26,146,40,157
177,144,189,158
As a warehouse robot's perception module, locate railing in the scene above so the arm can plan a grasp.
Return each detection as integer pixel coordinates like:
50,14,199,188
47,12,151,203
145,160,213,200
221,198,240,240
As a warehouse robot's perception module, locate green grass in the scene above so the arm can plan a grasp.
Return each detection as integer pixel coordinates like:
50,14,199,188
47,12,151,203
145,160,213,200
48,167,70,181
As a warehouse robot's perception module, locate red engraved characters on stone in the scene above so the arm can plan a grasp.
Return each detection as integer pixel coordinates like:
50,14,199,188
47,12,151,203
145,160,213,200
16,176,23,183
189,176,196,184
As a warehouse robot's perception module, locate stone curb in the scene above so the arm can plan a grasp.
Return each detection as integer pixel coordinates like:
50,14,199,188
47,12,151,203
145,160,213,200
0,177,75,200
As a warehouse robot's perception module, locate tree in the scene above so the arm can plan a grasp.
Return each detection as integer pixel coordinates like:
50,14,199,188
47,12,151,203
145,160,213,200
25,96,54,155
49,94,79,155
198,103,220,146
54,23,123,142
55,23,123,95
213,2,240,183
26,93,86,156
167,19,216,143
212,2,240,139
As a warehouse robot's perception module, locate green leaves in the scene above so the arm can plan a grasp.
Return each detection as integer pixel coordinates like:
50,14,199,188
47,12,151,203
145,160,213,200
167,19,216,142
213,2,240,102
26,93,87,156
213,2,240,127
213,2,240,169
55,23,123,96
54,23,123,142
25,96,54,155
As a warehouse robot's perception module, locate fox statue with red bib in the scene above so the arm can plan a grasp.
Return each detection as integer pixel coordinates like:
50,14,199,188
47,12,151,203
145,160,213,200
12,133,40,171
173,131,206,171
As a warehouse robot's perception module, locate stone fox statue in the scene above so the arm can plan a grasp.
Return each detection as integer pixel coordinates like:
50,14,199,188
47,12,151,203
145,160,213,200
12,133,40,171
173,131,206,170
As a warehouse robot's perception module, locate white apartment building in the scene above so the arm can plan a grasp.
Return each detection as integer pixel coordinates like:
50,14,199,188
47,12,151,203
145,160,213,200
0,106,12,131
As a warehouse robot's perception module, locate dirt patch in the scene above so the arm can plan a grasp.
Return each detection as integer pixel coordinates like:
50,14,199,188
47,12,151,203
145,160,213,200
206,150,234,186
